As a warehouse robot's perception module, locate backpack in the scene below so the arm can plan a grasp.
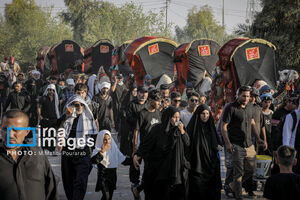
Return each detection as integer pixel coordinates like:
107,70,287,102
272,111,297,151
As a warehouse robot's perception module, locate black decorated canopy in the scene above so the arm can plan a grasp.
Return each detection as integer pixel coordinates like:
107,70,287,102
228,39,277,89
125,36,178,85
49,40,84,74
186,39,220,88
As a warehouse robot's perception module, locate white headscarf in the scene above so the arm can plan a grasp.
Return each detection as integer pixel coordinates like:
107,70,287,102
63,95,98,141
87,74,99,99
98,82,111,91
155,74,172,89
93,130,126,168
33,70,41,78
43,84,60,118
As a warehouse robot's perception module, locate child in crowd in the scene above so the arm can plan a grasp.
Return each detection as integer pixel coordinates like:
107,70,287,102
91,130,130,200
263,145,300,200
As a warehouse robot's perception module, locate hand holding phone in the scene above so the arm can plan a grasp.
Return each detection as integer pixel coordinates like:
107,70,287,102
66,106,75,118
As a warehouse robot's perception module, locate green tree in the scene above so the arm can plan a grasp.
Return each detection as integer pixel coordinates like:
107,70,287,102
233,24,251,37
0,0,72,68
175,5,229,45
61,1,172,47
251,0,300,70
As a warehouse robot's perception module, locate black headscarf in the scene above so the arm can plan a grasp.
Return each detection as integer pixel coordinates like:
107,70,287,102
26,79,37,96
187,104,219,175
121,82,137,110
153,106,189,185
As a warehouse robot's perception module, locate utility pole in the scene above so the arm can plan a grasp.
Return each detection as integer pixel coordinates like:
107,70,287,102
165,0,168,29
246,0,256,24
222,0,224,27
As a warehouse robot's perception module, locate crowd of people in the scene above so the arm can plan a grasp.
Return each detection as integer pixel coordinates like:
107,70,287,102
0,61,300,200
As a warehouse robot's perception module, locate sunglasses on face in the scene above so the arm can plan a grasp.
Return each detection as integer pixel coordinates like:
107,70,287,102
262,97,273,101
190,99,199,103
288,99,298,105
173,99,181,103
73,103,84,108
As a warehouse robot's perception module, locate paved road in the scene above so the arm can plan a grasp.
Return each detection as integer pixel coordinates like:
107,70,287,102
48,133,264,200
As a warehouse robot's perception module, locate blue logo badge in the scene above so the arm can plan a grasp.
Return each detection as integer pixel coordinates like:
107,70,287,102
7,126,36,147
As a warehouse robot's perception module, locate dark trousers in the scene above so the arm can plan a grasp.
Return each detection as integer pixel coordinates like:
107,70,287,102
96,168,117,200
129,162,140,185
61,153,91,200
156,182,185,200
0,95,7,115
129,158,144,192
231,145,256,198
189,174,221,200
100,187,114,200
224,145,233,187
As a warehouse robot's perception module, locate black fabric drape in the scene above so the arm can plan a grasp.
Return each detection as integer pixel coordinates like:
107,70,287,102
136,106,190,200
186,104,221,200
119,84,137,156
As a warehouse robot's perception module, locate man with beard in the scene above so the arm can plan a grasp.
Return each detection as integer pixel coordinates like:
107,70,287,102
59,95,98,200
271,94,299,175
62,79,75,109
282,97,300,174
0,109,58,200
37,84,60,152
74,83,99,121
40,76,63,101
92,82,113,131
222,86,265,199
170,91,182,109
111,74,128,131
180,92,200,127
144,74,154,90
160,84,171,112
26,70,44,93
15,72,26,85
4,81,31,113
131,89,162,199
272,94,299,126
4,56,21,76
126,85,148,199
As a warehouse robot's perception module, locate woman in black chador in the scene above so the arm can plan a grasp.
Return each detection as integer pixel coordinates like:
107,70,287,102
134,106,190,200
187,104,222,200
119,82,137,156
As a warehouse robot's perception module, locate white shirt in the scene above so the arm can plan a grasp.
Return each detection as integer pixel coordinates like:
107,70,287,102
282,110,300,148
180,107,193,127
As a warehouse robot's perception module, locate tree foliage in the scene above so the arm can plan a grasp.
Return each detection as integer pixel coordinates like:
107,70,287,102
61,0,172,47
233,24,251,37
175,5,230,45
0,0,72,68
250,0,300,70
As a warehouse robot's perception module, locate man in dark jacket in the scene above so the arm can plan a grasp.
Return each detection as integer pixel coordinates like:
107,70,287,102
0,109,58,200
4,81,31,113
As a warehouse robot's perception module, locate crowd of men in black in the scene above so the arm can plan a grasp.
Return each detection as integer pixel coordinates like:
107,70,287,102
0,67,300,200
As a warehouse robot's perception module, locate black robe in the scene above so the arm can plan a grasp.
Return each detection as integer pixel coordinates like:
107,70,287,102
186,104,222,200
26,79,39,127
93,94,113,131
111,83,128,131
136,106,190,200
119,85,138,156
